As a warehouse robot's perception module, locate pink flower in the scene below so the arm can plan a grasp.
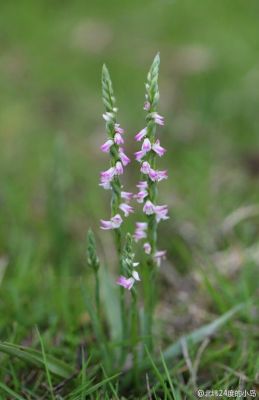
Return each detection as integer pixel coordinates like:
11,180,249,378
143,101,151,111
135,127,147,142
142,138,152,152
115,123,124,134
152,140,166,157
100,139,113,153
116,276,135,290
148,169,168,182
121,191,133,201
136,222,148,229
137,181,148,190
100,214,123,230
100,167,115,184
119,148,131,166
115,161,123,175
133,222,147,242
151,112,164,126
114,133,124,145
143,242,151,254
99,181,111,190
143,200,155,215
135,150,146,162
119,203,134,217
134,190,148,203
154,205,169,222
140,161,151,174
154,250,166,267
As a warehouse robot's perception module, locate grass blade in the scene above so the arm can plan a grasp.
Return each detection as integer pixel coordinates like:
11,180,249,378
163,304,244,360
0,382,25,400
0,341,74,378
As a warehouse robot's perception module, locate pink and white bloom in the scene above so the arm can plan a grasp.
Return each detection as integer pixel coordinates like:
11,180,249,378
154,205,169,222
121,191,133,201
134,190,148,203
133,222,147,242
100,167,115,184
143,242,151,254
100,214,123,230
100,139,113,153
135,127,147,142
143,200,155,215
142,138,152,153
148,169,168,182
151,112,164,126
143,101,151,111
99,181,111,190
134,150,146,162
118,148,131,166
115,161,123,175
140,161,151,174
154,250,166,267
115,123,124,134
116,276,135,290
114,133,124,145
137,181,148,190
152,140,166,157
119,203,134,217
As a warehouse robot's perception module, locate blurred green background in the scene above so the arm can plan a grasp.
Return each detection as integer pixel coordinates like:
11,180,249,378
0,0,259,331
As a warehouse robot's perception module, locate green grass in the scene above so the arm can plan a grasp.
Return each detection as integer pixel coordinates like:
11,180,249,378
0,0,258,398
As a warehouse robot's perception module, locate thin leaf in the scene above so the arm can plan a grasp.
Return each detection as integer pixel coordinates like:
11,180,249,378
163,304,244,360
99,267,122,343
0,342,73,379
0,382,25,400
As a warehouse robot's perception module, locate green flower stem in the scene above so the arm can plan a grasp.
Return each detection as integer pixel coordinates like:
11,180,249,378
143,54,161,352
102,65,127,359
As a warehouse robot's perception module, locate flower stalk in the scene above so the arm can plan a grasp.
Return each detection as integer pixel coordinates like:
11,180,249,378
134,53,168,350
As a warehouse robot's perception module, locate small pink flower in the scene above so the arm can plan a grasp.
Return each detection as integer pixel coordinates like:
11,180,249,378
114,133,124,145
116,276,135,290
100,139,113,153
143,200,155,215
151,112,164,126
136,222,148,229
100,167,115,184
115,123,124,134
143,101,151,111
148,169,168,182
141,161,151,174
135,150,146,162
154,250,166,267
143,242,151,254
99,181,111,190
100,214,123,230
121,191,133,201
133,222,147,242
137,181,148,190
154,205,169,222
152,140,166,157
142,138,152,152
134,190,148,203
135,127,147,142
119,203,134,217
119,148,131,166
115,161,123,175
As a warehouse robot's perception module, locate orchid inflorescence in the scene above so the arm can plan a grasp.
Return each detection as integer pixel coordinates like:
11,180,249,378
87,54,169,358
99,54,168,292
